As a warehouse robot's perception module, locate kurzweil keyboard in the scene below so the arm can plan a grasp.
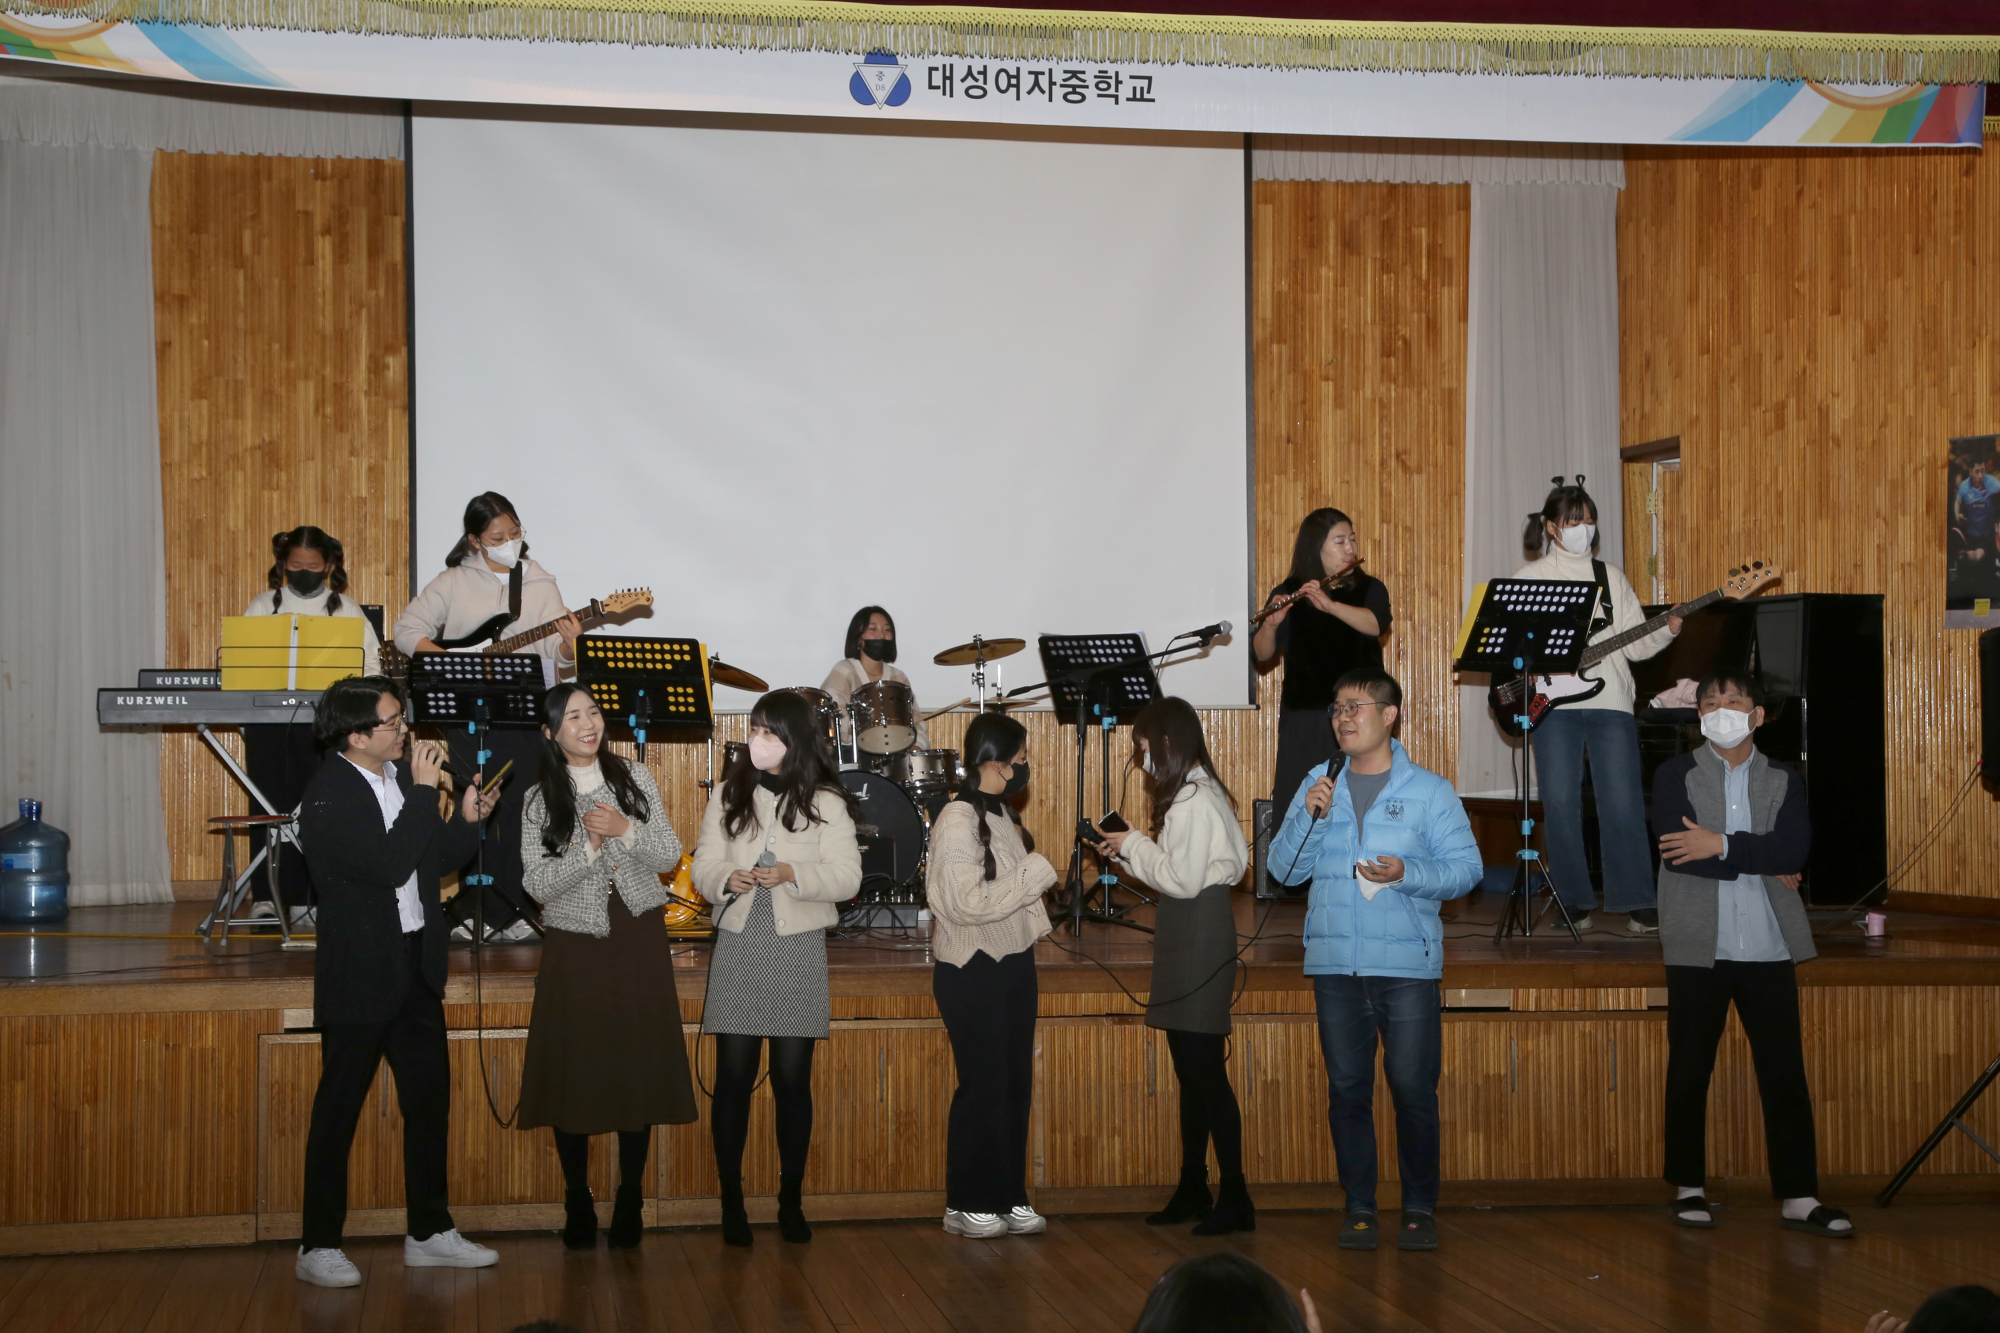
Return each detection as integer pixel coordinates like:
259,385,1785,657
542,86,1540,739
98,687,320,726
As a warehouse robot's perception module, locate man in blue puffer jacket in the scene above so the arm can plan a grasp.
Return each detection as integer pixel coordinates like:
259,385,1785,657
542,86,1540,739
1267,667,1481,1255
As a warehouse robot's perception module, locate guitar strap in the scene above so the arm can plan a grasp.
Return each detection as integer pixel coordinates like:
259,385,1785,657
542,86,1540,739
506,561,523,624
1589,560,1614,638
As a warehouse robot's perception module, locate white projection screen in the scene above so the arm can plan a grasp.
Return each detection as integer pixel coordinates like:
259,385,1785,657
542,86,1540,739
411,107,1251,710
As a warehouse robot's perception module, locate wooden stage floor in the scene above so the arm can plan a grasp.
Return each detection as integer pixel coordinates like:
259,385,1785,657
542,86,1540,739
2,1203,1993,1333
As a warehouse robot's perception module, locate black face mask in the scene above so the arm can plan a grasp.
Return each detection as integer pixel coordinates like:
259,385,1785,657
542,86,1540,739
861,639,894,662
1003,761,1030,797
285,568,327,596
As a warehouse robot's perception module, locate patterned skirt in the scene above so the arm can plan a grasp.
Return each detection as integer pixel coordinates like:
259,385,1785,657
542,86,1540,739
701,886,831,1039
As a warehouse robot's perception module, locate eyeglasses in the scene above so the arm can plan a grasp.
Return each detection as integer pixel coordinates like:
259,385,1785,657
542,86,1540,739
1327,700,1387,719
369,712,409,732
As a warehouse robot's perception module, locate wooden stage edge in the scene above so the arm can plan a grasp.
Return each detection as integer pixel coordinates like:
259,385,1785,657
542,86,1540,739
9,895,2000,1258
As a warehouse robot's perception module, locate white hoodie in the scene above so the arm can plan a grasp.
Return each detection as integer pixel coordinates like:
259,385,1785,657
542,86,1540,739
1508,547,1673,714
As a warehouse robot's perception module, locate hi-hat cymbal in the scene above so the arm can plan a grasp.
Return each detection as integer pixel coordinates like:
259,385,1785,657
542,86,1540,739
933,636,1026,667
710,660,768,693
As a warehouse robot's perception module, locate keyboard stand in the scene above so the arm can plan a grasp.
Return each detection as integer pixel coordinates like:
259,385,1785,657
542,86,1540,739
195,724,313,951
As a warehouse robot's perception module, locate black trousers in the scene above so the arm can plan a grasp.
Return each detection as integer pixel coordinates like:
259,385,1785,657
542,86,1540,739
1664,959,1819,1199
241,723,319,905
302,933,454,1249
445,728,542,930
933,947,1037,1214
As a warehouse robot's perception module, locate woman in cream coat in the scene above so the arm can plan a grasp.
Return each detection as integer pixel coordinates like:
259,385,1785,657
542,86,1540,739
691,690,861,1248
1093,698,1252,1235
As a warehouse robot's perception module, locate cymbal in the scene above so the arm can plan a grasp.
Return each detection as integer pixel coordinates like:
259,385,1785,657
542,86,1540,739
933,636,1026,667
709,660,768,693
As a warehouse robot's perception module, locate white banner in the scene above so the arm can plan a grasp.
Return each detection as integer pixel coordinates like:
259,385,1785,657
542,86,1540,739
3,12,1985,146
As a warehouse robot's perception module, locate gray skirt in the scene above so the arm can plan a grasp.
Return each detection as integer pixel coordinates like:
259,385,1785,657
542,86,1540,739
701,886,831,1040
1146,882,1239,1035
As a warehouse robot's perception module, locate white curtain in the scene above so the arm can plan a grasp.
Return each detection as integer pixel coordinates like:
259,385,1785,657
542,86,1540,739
0,69,402,159
1252,135,1624,187
0,143,172,904
1456,182,1624,797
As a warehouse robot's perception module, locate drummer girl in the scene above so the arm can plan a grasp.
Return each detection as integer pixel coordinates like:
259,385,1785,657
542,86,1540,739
820,606,928,749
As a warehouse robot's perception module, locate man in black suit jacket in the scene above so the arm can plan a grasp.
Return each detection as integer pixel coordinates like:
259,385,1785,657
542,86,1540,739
294,675,500,1288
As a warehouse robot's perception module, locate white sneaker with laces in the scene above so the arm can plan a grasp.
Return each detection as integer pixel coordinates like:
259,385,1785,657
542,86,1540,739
248,901,279,921
1004,1205,1047,1235
499,918,538,943
404,1229,498,1268
295,1246,361,1287
450,923,474,941
943,1210,1008,1238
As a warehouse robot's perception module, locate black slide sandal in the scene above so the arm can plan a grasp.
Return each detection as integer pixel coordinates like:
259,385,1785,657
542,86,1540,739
1671,1196,1718,1229
1781,1206,1855,1238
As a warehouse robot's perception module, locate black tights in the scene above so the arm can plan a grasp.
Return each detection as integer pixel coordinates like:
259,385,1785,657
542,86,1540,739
1166,1029,1243,1178
552,1128,652,1197
710,1034,816,1181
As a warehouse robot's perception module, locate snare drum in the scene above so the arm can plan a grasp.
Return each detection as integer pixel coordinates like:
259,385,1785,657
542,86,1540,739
902,748,963,800
850,679,917,754
781,686,843,759
839,770,929,889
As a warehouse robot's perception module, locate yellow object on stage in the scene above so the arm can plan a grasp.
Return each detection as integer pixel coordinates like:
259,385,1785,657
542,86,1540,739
219,615,364,691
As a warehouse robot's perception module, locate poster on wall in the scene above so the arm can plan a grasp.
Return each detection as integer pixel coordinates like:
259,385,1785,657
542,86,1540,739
1947,434,2000,629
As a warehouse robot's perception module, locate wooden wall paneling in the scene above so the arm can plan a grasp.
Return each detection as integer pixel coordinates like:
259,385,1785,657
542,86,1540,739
152,152,409,880
1618,142,2000,899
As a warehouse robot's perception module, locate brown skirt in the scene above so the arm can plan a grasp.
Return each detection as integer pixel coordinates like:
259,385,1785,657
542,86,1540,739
518,893,697,1134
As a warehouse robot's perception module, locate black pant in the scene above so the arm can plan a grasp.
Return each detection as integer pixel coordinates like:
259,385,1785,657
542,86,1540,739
709,1035,816,1181
242,723,319,905
445,728,542,930
1664,960,1819,1199
301,933,454,1250
934,947,1037,1214
1164,1029,1243,1177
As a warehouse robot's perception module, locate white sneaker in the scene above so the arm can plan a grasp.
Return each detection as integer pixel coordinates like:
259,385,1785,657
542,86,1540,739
249,901,279,921
295,1246,361,1287
450,924,474,941
1569,913,1594,932
404,1228,498,1268
943,1210,1008,1238
1004,1205,1047,1235
498,918,538,943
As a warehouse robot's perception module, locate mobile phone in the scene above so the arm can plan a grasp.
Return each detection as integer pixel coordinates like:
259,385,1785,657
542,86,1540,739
1097,810,1130,833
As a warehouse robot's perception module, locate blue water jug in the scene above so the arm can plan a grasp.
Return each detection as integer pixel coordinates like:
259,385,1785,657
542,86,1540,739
0,799,70,923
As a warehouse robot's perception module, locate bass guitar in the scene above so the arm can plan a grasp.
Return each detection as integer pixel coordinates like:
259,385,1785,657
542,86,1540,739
1487,562,1778,736
430,588,654,656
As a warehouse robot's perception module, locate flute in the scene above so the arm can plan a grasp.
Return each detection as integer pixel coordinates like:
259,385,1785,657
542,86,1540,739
1251,563,1363,628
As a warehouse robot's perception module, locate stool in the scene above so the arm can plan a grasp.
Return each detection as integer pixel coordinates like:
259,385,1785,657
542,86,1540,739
202,813,313,951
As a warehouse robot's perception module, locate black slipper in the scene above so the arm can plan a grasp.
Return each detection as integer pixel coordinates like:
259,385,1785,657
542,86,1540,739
1336,1213,1379,1250
1781,1206,1854,1238
1671,1195,1717,1229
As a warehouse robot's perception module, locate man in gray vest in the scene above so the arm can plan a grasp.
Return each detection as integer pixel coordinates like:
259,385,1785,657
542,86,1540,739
1653,671,1851,1238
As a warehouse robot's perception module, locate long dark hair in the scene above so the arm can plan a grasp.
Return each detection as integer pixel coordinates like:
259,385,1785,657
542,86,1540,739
443,491,523,568
955,712,1032,881
267,526,349,613
1907,1285,2000,1333
1129,697,1234,841
1522,475,1599,556
533,683,650,857
720,691,859,839
1285,507,1354,586
1130,1252,1310,1333
843,606,896,663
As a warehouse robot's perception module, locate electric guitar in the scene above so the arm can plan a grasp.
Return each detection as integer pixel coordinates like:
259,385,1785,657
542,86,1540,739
1487,562,1779,736
430,588,653,656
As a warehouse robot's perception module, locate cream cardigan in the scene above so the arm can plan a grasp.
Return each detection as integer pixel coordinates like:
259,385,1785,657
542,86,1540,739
393,554,573,686
1114,768,1248,900
925,796,1056,966
691,785,862,936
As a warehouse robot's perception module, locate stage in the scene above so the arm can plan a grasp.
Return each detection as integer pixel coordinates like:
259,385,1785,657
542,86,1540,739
5,891,2000,1259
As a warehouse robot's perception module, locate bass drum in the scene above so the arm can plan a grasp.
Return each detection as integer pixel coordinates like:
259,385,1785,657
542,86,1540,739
838,770,928,892
850,679,917,755
780,686,843,759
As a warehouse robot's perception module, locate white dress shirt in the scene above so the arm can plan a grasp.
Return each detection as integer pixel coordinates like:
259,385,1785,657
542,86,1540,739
344,755,426,933
1713,746,1790,963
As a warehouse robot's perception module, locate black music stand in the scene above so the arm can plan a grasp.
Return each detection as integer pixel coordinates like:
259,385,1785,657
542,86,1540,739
407,652,547,941
1453,580,1599,942
574,635,712,761
1020,632,1162,937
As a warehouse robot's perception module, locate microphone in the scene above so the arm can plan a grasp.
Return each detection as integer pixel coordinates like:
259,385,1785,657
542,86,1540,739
1185,620,1232,644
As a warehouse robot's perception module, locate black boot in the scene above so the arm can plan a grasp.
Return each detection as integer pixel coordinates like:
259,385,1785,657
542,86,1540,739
719,1175,753,1247
608,1184,644,1249
777,1172,812,1243
1191,1174,1256,1236
1146,1169,1213,1226
562,1189,598,1249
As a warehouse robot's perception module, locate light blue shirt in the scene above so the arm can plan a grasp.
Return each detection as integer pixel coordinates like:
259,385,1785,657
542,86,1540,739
1714,746,1790,963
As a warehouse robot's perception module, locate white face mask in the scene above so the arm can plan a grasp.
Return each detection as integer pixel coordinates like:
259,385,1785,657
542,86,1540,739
1555,524,1596,556
1700,707,1756,749
748,735,787,772
1141,750,1156,776
483,538,523,568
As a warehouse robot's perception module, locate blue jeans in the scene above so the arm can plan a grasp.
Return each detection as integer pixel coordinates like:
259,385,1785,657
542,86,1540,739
1529,707,1655,914
1312,974,1442,1215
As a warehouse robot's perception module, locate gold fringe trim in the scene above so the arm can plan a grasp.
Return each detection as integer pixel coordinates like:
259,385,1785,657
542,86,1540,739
1988,116,2000,137
17,0,2000,79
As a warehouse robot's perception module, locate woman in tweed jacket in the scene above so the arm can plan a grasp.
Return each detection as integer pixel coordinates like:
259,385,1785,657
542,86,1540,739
518,683,695,1251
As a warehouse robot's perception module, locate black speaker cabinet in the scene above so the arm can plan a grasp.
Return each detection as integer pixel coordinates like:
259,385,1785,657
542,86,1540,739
1982,629,1999,776
1632,593,1885,908
1252,797,1308,899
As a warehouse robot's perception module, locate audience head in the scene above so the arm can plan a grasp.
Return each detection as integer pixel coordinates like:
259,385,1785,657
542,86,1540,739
1130,1252,1312,1333
1908,1285,2000,1333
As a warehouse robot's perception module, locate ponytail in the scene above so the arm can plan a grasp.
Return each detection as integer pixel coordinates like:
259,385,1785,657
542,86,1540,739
1523,475,1599,557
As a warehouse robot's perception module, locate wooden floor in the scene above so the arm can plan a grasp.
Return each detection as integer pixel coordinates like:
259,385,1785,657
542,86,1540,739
0,1204,1991,1333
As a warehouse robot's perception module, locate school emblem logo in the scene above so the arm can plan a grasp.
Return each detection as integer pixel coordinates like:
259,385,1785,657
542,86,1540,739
1384,800,1406,822
851,51,912,108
